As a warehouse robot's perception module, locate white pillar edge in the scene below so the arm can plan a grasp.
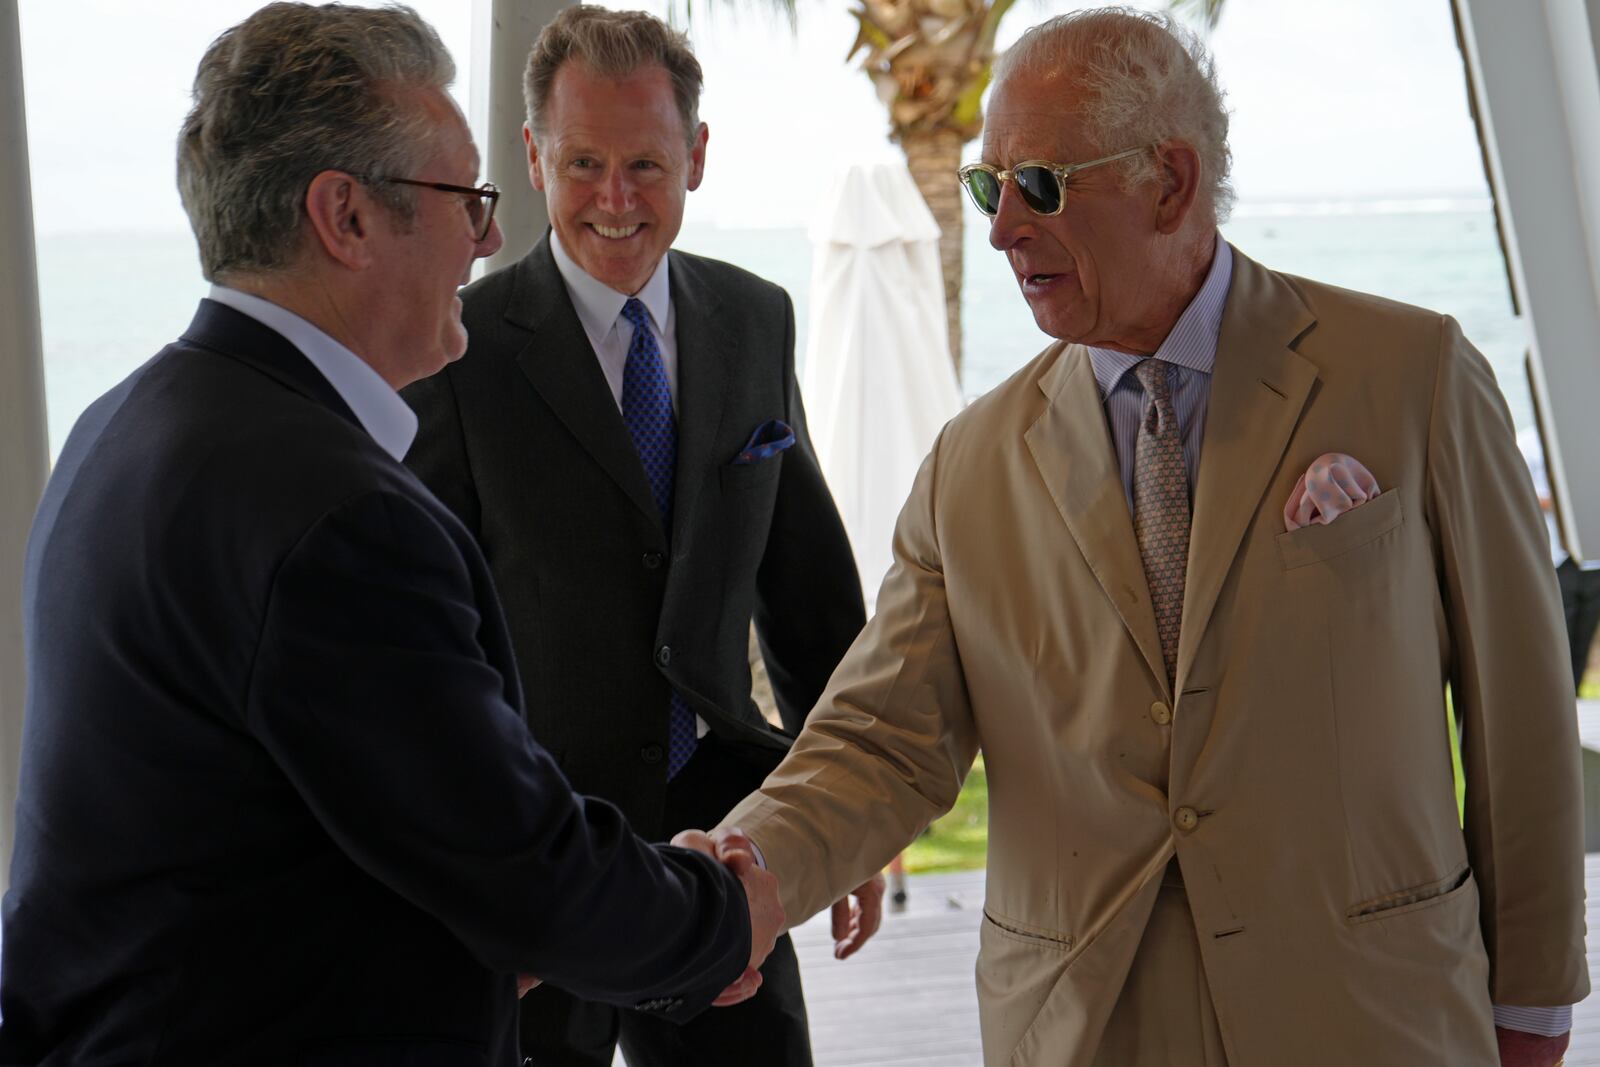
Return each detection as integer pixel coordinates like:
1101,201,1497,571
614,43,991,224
0,0,51,890
472,0,574,278
1455,0,1600,561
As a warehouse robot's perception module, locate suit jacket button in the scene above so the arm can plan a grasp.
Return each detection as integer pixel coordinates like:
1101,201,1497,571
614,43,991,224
642,551,663,569
1173,806,1199,833
1150,701,1172,725
655,645,672,667
642,744,664,764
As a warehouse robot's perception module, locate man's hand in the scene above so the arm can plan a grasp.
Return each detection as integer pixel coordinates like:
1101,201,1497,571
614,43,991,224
1496,1026,1568,1067
671,828,785,1008
515,975,541,998
831,873,887,960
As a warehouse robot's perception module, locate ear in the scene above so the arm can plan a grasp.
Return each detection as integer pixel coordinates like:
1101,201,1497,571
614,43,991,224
1152,140,1202,235
303,170,377,270
524,124,546,193
686,122,708,192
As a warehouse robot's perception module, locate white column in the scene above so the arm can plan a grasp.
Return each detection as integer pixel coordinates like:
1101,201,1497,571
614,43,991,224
473,0,574,275
1455,0,1600,560
0,0,51,886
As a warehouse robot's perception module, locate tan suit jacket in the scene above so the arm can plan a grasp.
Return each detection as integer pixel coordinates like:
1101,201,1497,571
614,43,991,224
721,248,1589,1065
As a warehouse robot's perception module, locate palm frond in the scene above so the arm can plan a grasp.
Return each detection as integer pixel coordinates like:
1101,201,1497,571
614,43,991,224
1168,0,1225,31
666,0,799,33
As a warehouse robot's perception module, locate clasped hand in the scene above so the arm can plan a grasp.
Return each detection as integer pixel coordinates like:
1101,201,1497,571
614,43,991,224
671,827,887,1005
671,826,785,1006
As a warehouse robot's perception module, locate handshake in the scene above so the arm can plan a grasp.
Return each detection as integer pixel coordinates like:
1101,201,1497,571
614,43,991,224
516,828,886,1006
669,827,787,1007
670,827,886,1006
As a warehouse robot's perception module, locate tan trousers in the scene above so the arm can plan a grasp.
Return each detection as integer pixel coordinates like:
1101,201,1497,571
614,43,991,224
1092,875,1229,1067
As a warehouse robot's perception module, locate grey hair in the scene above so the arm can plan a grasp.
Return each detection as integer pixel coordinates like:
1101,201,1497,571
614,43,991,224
523,6,703,148
994,7,1234,221
177,2,456,281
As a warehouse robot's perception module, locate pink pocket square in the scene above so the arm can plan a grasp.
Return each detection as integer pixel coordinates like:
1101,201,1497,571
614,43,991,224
1283,453,1381,531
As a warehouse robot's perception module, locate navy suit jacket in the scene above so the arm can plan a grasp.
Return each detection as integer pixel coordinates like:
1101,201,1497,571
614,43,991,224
0,300,749,1066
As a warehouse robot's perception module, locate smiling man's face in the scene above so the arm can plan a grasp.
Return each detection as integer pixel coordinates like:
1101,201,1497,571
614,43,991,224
527,60,706,295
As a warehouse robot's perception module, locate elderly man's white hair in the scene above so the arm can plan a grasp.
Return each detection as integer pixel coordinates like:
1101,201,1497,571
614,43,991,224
993,7,1234,222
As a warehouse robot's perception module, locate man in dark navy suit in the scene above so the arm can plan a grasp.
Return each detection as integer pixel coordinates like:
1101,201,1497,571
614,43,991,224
0,6,779,1065
405,9,876,1066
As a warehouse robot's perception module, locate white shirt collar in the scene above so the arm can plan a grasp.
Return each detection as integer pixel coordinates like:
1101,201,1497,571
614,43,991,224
206,284,418,462
549,228,672,344
1087,234,1233,397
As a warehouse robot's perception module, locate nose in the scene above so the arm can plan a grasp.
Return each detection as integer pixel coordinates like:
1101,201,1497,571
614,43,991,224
595,167,636,215
987,179,1033,252
475,216,504,259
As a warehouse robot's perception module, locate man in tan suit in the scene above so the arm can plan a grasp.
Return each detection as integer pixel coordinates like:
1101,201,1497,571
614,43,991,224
712,9,1588,1066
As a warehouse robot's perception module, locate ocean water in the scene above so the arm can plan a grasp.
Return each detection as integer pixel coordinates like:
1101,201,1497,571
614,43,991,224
34,203,1530,458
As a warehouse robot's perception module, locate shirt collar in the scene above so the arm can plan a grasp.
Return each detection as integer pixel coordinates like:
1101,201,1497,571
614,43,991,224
549,228,673,341
1087,235,1233,398
206,284,418,462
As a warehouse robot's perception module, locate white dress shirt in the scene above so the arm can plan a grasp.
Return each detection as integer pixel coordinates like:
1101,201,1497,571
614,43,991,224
549,230,679,415
206,285,418,463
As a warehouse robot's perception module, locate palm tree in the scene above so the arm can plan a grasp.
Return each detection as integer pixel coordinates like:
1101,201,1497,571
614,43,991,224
844,0,1220,378
847,0,1014,375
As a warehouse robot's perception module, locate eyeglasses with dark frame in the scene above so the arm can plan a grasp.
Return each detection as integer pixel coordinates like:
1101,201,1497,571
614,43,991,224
358,175,501,241
957,146,1149,218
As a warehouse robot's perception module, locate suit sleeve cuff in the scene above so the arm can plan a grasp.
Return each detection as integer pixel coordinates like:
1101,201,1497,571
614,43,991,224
1492,1003,1572,1037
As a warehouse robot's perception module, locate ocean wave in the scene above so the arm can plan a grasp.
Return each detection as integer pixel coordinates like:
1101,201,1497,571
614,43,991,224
1232,197,1494,218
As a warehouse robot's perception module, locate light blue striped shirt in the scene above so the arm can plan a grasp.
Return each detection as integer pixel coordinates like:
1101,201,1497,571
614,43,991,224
1088,237,1230,514
1084,236,1570,1039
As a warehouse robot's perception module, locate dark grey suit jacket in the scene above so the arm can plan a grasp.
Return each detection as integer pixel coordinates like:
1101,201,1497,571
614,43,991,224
404,237,865,839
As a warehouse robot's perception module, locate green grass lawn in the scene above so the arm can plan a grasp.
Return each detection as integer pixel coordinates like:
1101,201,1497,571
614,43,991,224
903,756,988,874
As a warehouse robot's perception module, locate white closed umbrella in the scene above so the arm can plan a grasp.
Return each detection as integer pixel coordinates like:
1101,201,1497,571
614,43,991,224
802,161,965,611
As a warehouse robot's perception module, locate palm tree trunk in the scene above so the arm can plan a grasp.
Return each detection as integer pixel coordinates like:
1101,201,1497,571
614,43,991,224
901,127,967,380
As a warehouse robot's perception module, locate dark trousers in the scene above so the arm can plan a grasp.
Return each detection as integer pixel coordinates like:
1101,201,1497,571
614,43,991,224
1558,559,1600,690
519,735,813,1067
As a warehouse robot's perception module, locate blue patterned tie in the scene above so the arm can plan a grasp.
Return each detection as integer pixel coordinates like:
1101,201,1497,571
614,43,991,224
620,298,696,778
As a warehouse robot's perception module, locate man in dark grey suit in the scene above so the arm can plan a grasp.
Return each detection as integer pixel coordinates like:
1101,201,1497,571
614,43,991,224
404,8,876,1066
0,6,780,1065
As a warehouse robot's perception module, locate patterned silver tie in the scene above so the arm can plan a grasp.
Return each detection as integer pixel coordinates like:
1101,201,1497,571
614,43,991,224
1132,358,1191,685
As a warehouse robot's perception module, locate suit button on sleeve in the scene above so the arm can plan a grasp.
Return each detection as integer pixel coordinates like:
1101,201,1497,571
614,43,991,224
641,744,663,764
642,551,663,570
655,645,671,667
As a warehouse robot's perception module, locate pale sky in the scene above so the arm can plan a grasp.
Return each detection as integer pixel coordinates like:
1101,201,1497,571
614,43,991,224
17,0,1489,236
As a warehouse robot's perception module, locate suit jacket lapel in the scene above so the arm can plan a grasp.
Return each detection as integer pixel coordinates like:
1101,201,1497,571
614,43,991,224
1177,249,1318,681
664,252,731,550
506,238,662,534
1026,344,1169,692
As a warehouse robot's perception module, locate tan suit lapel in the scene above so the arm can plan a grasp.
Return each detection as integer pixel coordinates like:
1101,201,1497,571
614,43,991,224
1026,344,1169,693
1177,249,1318,682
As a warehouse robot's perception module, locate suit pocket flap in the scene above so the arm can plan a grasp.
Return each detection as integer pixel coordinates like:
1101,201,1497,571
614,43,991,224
1276,488,1403,571
1346,865,1471,924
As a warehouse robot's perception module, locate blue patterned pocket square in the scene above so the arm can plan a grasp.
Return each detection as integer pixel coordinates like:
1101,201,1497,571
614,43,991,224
732,419,795,465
